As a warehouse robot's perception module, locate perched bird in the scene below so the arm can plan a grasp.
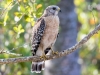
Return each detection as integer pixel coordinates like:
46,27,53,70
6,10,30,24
31,5,61,73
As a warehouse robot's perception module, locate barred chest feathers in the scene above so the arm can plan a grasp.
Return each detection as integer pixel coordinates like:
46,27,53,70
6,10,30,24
40,16,59,49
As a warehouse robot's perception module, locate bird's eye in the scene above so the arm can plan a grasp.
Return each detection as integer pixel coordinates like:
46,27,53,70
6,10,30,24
52,7,56,10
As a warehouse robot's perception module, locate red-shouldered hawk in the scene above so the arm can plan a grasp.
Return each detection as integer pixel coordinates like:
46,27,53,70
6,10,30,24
31,5,61,73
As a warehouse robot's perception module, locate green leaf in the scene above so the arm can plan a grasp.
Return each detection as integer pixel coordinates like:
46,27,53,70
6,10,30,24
20,29,24,33
14,12,22,17
20,5,25,12
4,12,8,26
18,24,22,30
13,27,18,32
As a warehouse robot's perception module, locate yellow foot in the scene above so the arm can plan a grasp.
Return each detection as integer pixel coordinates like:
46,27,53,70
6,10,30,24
40,54,47,59
52,50,58,55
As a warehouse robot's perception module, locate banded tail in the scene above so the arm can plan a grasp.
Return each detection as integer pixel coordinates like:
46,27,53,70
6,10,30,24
31,61,45,73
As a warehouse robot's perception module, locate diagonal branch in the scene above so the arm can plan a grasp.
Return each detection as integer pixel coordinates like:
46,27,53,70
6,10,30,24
0,24,100,64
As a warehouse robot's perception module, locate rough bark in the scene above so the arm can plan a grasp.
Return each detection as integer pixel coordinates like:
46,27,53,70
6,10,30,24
44,0,81,75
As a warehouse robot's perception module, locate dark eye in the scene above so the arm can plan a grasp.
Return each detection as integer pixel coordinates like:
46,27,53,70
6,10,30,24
52,7,56,10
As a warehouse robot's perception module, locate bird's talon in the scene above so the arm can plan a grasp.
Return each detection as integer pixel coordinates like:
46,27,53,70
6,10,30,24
40,54,47,59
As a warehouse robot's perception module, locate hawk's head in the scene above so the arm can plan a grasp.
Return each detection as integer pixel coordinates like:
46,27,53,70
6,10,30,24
44,5,61,16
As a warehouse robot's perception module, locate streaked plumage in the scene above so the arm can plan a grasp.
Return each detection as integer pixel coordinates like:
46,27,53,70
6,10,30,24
31,5,61,73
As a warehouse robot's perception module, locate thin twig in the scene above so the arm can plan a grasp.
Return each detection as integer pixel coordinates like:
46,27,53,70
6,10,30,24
0,1,13,19
0,49,22,56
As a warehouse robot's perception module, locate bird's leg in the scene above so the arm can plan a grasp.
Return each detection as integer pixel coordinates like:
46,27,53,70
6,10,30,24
51,47,58,55
39,46,47,60
40,51,47,59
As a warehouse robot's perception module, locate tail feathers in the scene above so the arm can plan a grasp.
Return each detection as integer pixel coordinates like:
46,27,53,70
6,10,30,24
42,62,45,70
31,61,45,73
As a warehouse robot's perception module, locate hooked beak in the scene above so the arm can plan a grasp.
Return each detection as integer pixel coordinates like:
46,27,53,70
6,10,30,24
57,8,61,12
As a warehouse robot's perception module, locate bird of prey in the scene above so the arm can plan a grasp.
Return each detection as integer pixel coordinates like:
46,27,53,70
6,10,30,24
31,5,61,73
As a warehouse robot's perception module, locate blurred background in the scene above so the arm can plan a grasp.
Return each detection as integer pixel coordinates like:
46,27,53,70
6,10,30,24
0,0,100,75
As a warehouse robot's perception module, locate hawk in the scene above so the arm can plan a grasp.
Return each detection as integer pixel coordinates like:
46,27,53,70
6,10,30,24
31,5,61,73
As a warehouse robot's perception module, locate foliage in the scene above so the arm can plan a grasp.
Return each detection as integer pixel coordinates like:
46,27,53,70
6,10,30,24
75,0,100,75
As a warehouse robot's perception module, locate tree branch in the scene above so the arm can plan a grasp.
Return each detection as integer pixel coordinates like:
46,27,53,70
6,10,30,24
0,49,22,56
0,24,100,64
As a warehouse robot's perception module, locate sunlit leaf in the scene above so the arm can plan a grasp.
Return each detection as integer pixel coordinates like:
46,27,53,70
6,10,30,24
18,24,22,30
31,21,35,26
20,5,25,12
14,12,22,17
7,0,12,5
24,15,32,22
36,4,42,9
25,17,31,22
17,71,22,75
4,12,8,26
13,27,18,32
20,29,24,33
74,0,84,6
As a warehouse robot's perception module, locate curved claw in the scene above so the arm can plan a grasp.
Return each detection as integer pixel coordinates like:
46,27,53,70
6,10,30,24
40,54,47,59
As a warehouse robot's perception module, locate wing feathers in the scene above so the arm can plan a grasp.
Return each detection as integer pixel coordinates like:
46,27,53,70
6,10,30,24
31,19,46,56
